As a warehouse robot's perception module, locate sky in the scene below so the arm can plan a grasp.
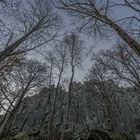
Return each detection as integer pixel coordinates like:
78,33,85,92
56,0,134,82
28,0,134,82
0,0,135,82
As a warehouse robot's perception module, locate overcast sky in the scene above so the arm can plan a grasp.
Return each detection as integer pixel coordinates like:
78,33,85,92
56,1,134,82
29,0,134,82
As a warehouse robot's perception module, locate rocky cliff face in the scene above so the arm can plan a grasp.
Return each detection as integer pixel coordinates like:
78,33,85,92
6,81,140,135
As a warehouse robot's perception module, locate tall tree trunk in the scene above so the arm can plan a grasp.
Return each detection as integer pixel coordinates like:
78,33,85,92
40,60,54,129
48,60,65,140
0,85,30,135
0,101,15,135
60,67,74,140
99,14,140,56
0,23,40,62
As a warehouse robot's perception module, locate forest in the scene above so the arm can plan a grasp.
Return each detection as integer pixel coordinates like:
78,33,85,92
0,0,140,140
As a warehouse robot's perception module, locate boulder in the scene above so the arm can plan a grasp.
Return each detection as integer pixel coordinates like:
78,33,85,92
80,129,112,140
29,125,40,137
14,132,29,140
80,130,135,140
111,133,136,140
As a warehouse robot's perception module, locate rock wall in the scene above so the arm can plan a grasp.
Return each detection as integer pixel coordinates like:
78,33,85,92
7,81,140,134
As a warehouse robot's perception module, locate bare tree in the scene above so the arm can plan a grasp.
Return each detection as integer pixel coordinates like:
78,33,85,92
93,44,140,90
56,0,140,56
0,0,60,63
0,54,24,115
47,41,68,139
60,33,87,140
0,1,60,107
0,59,48,134
86,60,120,132
85,43,140,131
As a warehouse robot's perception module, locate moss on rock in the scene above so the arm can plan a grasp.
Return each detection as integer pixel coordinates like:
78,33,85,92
14,132,29,140
111,133,135,140
0,130,136,140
